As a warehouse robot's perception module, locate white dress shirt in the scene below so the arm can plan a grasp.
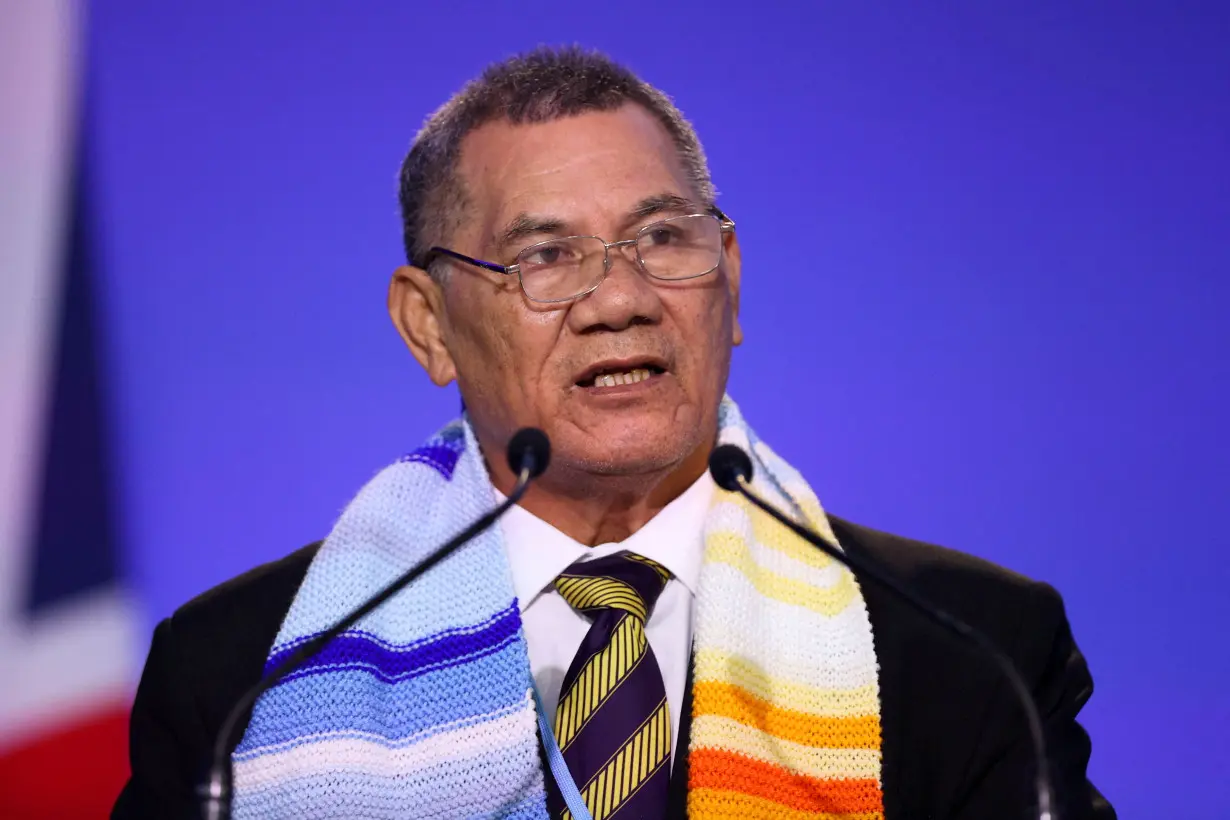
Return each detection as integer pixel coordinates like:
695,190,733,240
496,473,713,762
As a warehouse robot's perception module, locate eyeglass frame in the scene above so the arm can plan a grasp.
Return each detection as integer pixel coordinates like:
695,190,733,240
420,207,737,304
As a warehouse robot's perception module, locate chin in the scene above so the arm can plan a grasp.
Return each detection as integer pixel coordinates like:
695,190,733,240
557,421,697,477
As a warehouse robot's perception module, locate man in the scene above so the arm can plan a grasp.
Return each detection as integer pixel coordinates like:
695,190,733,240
113,48,1114,819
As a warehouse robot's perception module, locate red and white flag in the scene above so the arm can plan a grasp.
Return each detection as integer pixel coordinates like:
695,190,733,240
1,2,139,816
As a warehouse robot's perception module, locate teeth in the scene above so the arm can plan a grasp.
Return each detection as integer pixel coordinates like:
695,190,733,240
593,368,652,387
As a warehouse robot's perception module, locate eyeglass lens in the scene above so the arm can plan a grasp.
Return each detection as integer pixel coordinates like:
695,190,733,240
515,214,723,302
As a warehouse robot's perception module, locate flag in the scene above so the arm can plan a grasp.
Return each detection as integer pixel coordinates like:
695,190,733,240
0,2,139,816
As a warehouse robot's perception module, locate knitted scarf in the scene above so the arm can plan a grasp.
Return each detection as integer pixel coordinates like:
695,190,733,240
233,396,885,819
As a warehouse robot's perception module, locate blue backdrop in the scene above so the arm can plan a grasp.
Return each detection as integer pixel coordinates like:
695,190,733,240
85,2,1228,815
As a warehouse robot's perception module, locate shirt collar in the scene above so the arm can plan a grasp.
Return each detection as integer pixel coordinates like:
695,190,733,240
497,472,713,610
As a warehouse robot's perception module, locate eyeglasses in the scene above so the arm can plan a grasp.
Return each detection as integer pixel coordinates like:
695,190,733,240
423,210,736,304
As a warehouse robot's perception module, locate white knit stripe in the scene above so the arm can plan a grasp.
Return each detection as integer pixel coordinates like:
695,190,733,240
704,534,848,596
234,707,537,792
703,493,862,627
704,534,859,616
690,714,882,779
716,423,753,455
690,648,881,717
236,693,534,761
234,755,543,819
693,564,880,689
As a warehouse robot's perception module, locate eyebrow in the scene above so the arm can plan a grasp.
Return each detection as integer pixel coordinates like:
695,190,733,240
493,214,570,252
491,193,705,252
627,193,703,222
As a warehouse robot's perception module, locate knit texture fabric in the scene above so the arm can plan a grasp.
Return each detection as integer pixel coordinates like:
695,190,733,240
688,402,885,819
233,396,884,819
231,420,544,819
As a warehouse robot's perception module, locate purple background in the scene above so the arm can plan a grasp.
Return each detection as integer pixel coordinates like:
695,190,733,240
86,2,1229,815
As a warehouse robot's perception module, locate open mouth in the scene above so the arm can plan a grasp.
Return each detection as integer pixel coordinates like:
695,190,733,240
575,360,668,388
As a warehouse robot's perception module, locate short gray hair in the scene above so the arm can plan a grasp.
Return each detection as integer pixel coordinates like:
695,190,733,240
397,46,716,279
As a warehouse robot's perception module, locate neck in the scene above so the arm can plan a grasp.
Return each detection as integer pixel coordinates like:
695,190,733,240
488,440,711,546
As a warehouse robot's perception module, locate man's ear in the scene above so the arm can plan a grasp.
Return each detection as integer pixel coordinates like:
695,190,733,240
723,231,744,346
388,265,457,386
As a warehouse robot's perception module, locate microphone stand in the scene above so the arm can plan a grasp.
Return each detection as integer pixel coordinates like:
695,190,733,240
199,429,549,820
710,445,1056,820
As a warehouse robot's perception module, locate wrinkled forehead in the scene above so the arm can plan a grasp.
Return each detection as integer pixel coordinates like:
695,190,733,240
454,105,699,246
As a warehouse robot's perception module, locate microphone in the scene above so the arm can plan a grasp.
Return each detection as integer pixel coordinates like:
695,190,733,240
708,444,1057,820
199,428,552,820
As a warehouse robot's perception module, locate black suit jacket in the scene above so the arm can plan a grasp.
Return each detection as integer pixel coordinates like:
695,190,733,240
112,516,1115,819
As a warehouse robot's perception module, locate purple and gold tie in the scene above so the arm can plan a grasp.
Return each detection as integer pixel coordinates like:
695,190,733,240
549,552,672,820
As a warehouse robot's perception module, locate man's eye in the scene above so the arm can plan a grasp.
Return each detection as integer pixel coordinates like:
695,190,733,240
523,243,570,266
645,227,677,246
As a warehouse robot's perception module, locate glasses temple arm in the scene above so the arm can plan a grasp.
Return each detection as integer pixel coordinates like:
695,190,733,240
425,246,513,275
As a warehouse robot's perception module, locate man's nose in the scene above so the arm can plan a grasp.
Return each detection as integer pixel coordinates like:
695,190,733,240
567,244,663,333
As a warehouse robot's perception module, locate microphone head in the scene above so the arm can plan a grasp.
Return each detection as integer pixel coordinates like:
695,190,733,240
709,444,753,491
507,428,551,480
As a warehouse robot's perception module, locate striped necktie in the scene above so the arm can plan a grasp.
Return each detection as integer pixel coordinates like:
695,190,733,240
549,551,672,820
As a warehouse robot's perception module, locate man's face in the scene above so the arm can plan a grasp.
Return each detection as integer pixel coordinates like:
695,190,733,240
400,105,741,481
